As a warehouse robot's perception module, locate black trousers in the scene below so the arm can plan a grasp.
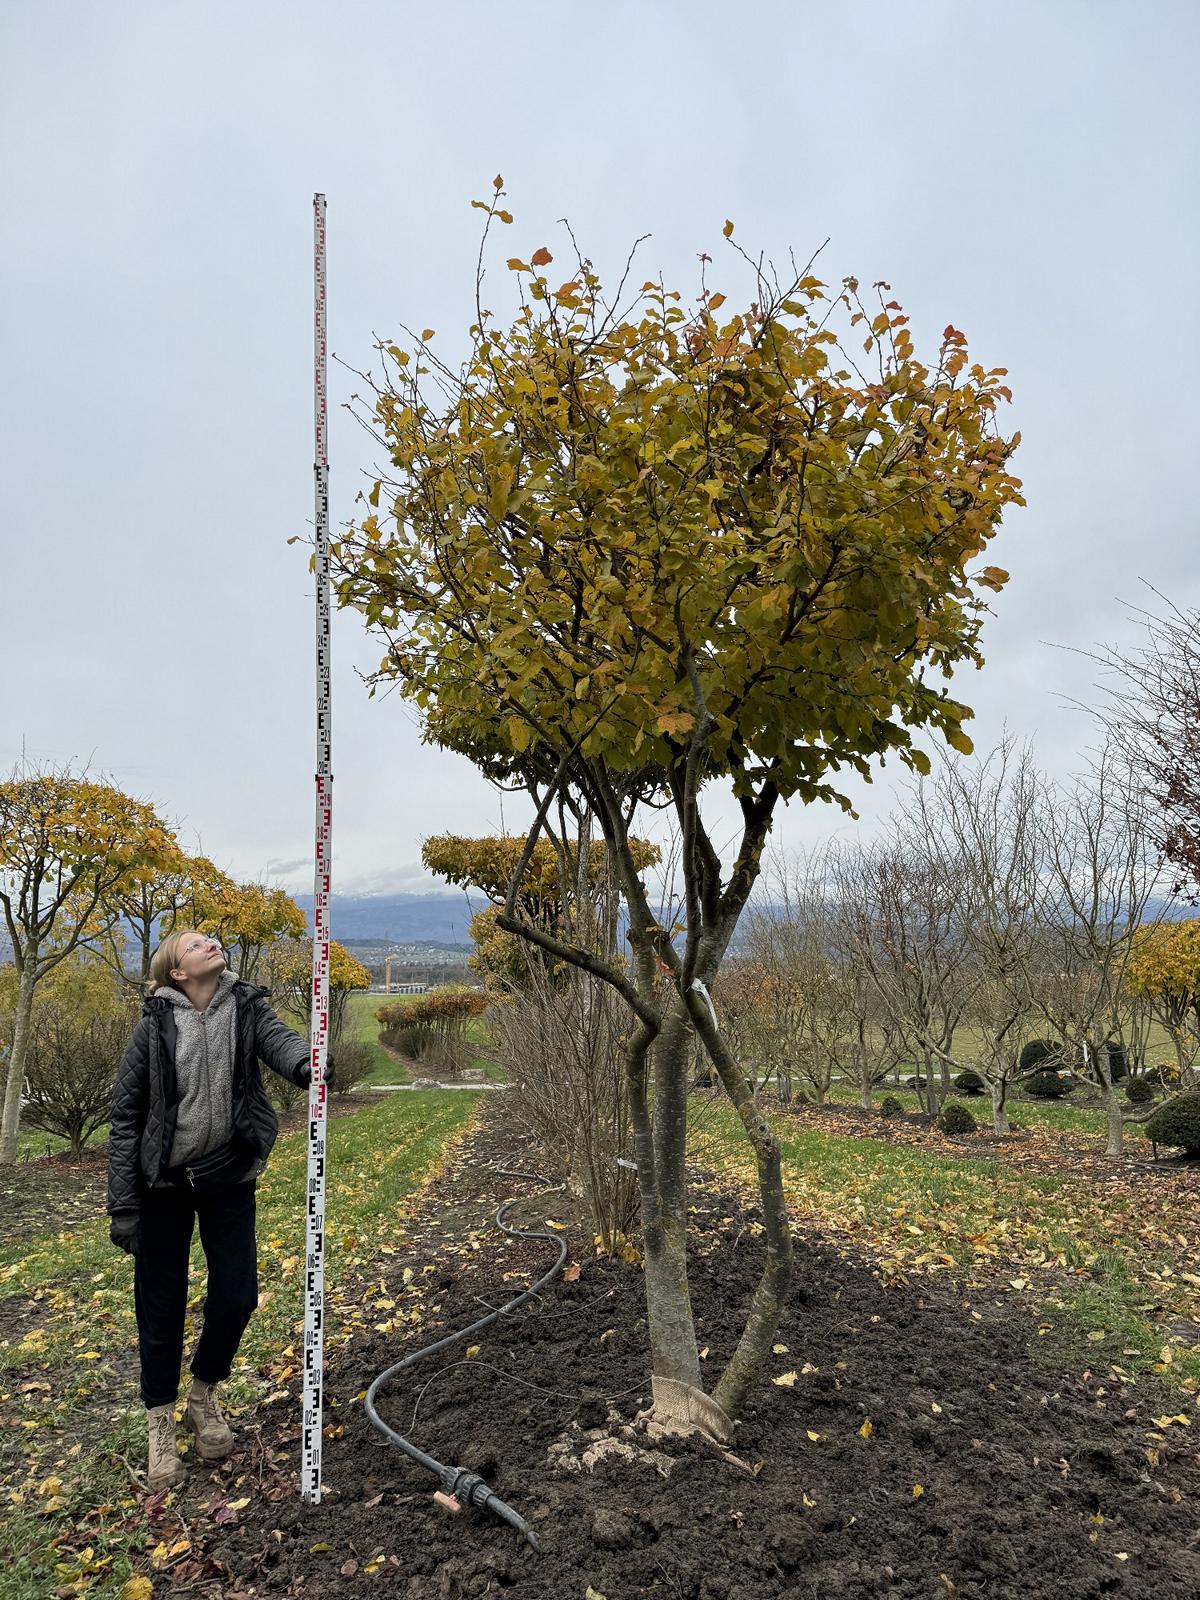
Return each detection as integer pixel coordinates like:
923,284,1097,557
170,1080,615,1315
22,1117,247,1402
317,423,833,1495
133,1180,259,1409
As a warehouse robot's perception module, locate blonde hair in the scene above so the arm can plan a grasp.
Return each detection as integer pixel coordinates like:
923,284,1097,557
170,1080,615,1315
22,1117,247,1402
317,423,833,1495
148,928,192,994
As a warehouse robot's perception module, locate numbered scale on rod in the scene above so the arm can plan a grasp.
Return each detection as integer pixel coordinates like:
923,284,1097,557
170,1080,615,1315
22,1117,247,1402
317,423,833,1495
302,191,333,1505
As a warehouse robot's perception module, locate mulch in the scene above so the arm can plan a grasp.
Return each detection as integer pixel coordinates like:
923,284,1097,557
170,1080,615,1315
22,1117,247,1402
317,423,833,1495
154,1100,1200,1600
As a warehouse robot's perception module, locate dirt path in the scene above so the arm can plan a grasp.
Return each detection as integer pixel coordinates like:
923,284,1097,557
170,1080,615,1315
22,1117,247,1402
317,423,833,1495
156,1098,1200,1600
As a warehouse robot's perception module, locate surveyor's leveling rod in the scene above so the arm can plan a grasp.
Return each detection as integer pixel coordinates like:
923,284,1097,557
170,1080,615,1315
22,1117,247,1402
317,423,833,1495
301,191,332,1505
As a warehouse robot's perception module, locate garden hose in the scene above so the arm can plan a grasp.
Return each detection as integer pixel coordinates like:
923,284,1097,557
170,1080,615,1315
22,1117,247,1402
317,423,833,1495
363,1164,568,1551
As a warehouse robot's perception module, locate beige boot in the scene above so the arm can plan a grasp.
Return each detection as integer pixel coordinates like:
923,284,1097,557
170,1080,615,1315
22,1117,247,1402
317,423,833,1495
146,1404,187,1491
185,1378,235,1461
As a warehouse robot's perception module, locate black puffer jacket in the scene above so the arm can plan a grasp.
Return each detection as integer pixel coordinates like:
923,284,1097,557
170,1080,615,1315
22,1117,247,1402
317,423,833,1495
106,980,310,1215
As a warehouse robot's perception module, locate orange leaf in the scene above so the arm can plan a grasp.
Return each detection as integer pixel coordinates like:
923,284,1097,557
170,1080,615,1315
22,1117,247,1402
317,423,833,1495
421,328,435,342
493,173,504,190
563,1263,581,1282
708,292,726,312
723,219,734,238
531,246,553,268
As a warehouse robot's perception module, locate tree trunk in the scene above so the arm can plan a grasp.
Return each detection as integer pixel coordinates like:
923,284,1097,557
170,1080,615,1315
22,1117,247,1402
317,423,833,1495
1103,1080,1124,1157
627,1012,702,1397
0,960,37,1166
687,990,793,1427
923,1047,939,1116
990,1079,1010,1136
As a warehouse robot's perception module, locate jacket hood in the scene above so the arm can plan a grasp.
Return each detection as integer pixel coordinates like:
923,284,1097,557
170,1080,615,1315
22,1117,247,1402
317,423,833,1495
150,968,241,1013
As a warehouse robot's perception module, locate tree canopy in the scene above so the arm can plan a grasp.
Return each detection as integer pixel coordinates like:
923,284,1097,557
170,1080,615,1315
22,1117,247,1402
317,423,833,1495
333,195,1023,813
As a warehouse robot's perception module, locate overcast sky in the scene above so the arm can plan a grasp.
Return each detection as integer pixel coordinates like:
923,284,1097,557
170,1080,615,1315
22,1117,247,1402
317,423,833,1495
3,1,1198,898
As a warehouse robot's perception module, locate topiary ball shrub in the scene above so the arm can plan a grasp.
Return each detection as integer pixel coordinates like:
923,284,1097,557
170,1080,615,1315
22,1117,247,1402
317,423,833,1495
880,1095,904,1118
1104,1041,1129,1083
1144,1093,1200,1155
1124,1076,1156,1106
954,1070,985,1096
1019,1039,1064,1075
1023,1069,1070,1099
905,1076,927,1091
939,1101,977,1135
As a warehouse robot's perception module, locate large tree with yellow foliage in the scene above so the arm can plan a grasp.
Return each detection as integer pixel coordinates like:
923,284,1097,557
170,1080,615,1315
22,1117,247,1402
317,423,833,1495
331,189,1022,1435
0,769,177,1163
1127,919,1200,1088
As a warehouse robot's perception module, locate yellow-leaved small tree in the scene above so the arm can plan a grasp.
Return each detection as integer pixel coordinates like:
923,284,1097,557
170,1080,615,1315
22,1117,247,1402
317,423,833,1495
329,191,1023,1435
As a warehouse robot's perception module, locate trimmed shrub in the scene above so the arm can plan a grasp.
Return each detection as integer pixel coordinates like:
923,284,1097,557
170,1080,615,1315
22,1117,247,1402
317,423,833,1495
377,989,490,1073
905,1076,927,1091
330,1037,375,1095
1019,1039,1064,1075
1144,1093,1200,1155
1103,1040,1129,1083
880,1096,904,1118
1022,1069,1070,1099
1124,1076,1156,1106
939,1101,977,1135
953,1070,985,1096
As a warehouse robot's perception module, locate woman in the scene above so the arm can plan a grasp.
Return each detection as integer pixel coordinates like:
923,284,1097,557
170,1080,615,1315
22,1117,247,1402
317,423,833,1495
106,928,327,1490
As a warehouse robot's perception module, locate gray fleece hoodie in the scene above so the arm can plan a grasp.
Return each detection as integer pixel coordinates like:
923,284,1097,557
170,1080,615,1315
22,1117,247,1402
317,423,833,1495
154,968,240,1167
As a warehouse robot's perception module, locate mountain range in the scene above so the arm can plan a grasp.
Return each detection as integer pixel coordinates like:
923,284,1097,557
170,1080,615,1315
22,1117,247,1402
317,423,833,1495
292,891,488,945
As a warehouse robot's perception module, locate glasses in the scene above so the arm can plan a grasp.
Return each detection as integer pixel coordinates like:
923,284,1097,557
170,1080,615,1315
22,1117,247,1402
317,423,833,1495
181,937,222,957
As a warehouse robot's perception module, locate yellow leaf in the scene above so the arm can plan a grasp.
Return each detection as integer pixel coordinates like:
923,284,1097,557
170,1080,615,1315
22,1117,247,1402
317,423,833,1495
772,1343,789,1354
1087,1331,1107,1342
227,1496,251,1511
773,1371,797,1388
858,1419,873,1439
420,329,435,342
466,1345,481,1358
80,1351,101,1361
806,1429,823,1441
912,1484,924,1499
723,220,734,238
119,1580,154,1600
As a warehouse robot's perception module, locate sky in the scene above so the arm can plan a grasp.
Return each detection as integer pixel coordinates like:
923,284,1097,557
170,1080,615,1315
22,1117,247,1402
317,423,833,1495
3,1,1198,899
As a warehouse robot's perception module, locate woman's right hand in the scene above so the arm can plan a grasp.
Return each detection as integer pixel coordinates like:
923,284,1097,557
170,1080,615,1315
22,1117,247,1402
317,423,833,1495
109,1211,141,1256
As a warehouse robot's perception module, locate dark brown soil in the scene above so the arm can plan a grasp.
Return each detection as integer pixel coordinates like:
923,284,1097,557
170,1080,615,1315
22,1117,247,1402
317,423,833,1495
169,1106,1200,1600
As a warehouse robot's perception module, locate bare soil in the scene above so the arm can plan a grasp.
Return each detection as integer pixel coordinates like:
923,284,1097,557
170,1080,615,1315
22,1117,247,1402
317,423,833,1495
167,1104,1200,1600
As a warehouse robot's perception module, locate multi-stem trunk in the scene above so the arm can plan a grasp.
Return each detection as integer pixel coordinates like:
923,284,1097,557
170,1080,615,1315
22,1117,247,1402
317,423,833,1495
0,958,37,1166
623,997,702,1403
687,988,793,1426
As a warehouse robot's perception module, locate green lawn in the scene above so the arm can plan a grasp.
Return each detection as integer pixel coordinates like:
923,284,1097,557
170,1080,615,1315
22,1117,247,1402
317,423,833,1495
692,1102,1200,1394
0,1088,479,1599
823,1080,1152,1140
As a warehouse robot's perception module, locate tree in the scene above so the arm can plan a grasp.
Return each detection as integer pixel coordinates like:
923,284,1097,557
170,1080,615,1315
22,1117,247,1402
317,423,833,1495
1127,919,1200,1089
921,740,1044,1133
1093,596,1200,902
0,769,177,1164
329,193,1022,1436
0,955,138,1156
191,880,306,980
425,829,659,995
86,850,235,992
841,836,978,1116
1030,748,1164,1156
259,938,371,1044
